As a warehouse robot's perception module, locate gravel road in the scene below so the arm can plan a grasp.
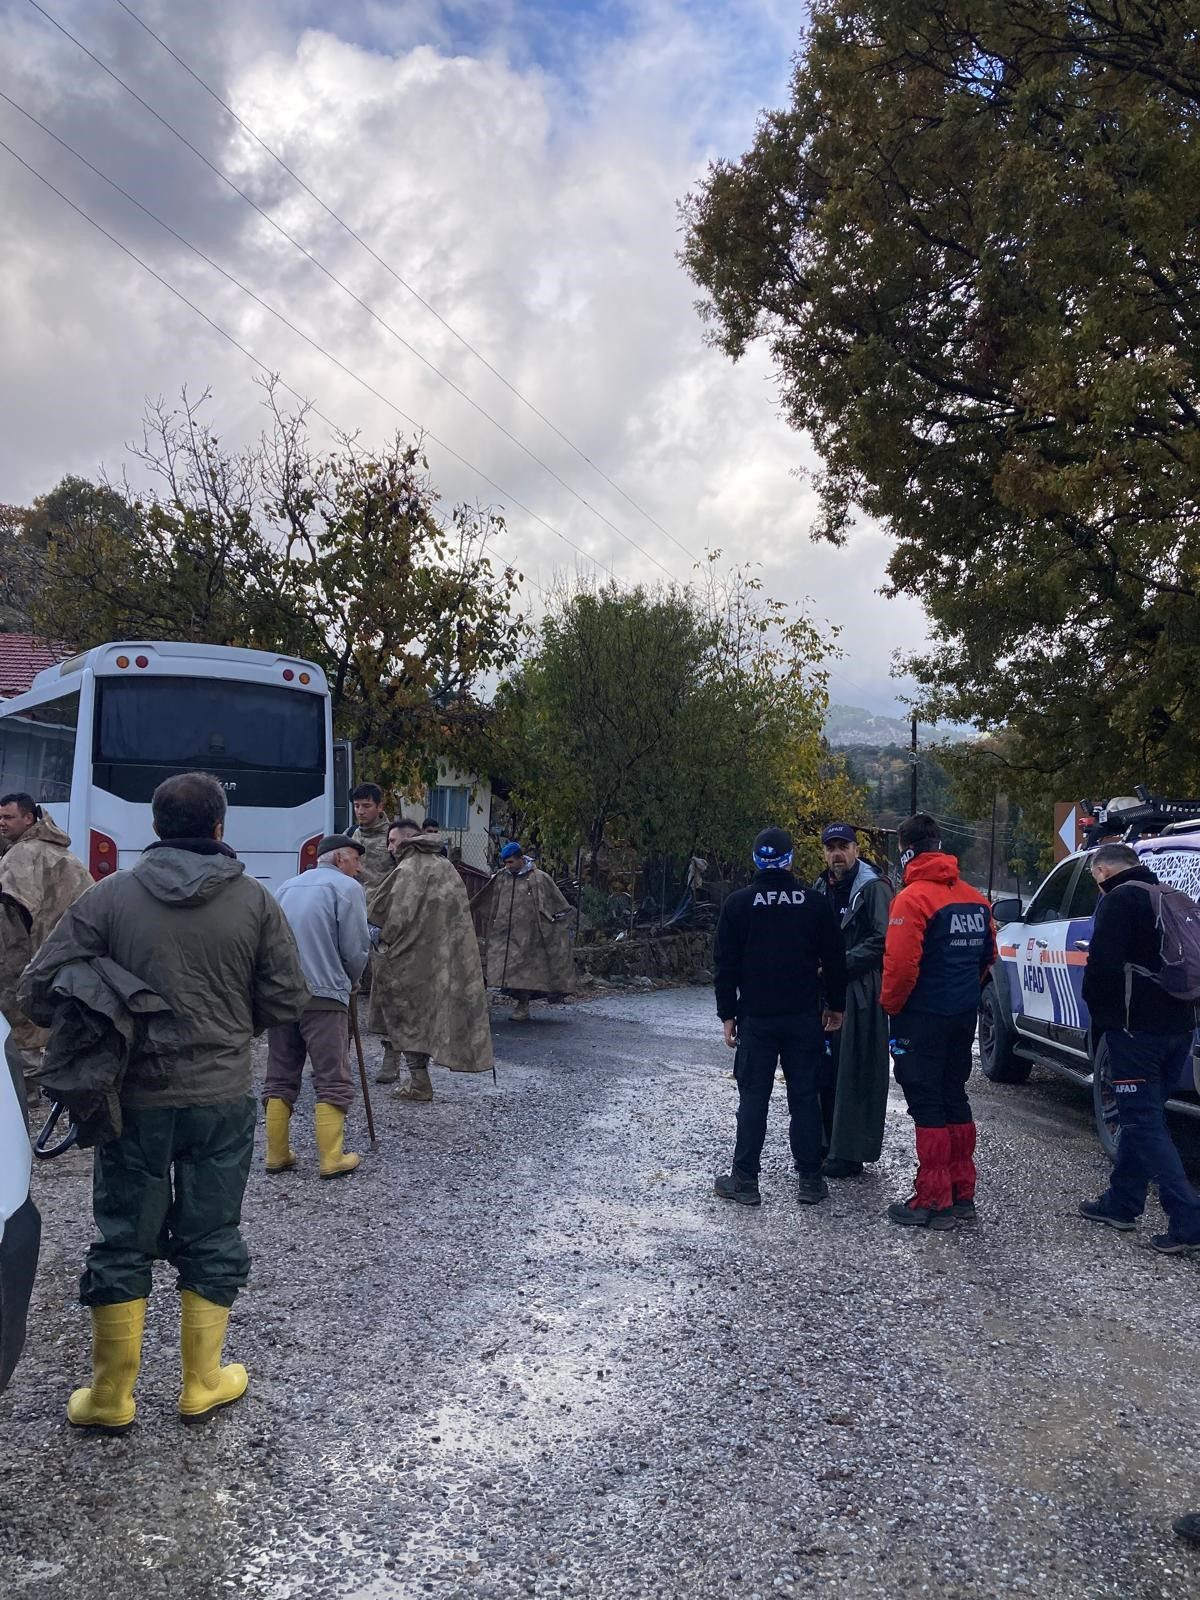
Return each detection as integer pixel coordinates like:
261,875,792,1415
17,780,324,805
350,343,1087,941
3,986,1199,1600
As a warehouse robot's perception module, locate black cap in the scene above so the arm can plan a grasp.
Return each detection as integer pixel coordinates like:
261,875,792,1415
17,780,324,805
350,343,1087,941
821,822,856,845
753,826,793,865
317,833,364,858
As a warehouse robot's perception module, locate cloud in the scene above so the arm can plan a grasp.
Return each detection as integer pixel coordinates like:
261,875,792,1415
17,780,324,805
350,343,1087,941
0,0,929,711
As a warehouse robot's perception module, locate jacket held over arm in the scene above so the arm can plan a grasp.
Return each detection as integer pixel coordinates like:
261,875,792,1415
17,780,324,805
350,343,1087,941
21,844,310,1109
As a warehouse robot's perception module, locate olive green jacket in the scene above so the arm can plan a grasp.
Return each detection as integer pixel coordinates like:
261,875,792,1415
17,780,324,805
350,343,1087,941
21,844,309,1107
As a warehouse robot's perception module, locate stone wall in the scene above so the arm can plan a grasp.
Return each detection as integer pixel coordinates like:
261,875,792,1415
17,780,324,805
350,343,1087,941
574,930,714,986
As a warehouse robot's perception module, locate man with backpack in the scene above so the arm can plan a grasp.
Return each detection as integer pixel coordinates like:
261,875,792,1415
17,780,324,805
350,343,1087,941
1079,843,1200,1253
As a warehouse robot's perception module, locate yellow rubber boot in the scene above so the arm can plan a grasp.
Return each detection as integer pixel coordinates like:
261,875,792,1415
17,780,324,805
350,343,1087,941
67,1298,147,1434
314,1102,360,1179
178,1290,248,1425
264,1097,297,1173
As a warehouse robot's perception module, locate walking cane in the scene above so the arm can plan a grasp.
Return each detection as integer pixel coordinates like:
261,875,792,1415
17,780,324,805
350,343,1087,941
349,996,378,1148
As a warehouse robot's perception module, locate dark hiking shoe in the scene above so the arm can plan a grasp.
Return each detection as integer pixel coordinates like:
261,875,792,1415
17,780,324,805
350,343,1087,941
1173,1512,1200,1544
1150,1232,1200,1255
1079,1196,1137,1232
821,1159,863,1179
796,1174,829,1205
951,1199,978,1225
887,1199,955,1230
714,1173,761,1207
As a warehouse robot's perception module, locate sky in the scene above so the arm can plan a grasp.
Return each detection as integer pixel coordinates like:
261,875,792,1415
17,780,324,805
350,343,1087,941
0,0,929,714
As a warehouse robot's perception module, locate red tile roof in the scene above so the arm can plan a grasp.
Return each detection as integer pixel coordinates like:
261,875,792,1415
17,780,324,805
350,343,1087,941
0,635,70,698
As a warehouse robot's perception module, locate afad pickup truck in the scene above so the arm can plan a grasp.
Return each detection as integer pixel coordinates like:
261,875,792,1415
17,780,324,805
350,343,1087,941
979,826,1200,1158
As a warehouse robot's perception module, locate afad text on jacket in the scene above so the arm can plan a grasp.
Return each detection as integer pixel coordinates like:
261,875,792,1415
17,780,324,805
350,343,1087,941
881,852,996,1017
714,869,848,1021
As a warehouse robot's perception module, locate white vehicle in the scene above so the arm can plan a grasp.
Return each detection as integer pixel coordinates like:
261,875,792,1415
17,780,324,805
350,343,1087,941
0,641,342,893
0,1018,39,1396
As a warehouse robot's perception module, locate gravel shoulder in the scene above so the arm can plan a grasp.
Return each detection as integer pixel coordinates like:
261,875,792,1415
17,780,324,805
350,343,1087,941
2,987,1199,1599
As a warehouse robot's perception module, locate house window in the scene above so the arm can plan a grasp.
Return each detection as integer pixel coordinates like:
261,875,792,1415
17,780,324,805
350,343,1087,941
428,785,469,831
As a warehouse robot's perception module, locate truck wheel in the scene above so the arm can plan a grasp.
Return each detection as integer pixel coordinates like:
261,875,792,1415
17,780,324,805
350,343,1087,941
1091,1035,1121,1163
978,981,1031,1083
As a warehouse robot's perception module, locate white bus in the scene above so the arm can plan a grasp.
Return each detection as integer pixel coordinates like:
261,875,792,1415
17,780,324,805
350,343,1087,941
0,641,343,893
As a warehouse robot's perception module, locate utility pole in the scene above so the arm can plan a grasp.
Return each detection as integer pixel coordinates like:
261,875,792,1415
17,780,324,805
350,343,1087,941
910,715,918,815
986,789,997,899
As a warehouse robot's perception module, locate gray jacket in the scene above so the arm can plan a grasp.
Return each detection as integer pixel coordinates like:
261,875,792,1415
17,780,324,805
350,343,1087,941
275,866,370,1008
21,843,309,1108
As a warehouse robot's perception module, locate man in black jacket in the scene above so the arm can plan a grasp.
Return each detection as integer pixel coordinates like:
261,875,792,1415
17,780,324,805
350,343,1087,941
1079,844,1200,1252
713,827,847,1206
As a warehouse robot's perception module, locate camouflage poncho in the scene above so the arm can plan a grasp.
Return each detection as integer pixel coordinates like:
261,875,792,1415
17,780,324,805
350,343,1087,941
350,816,395,896
0,817,94,1050
472,864,575,996
366,834,493,1073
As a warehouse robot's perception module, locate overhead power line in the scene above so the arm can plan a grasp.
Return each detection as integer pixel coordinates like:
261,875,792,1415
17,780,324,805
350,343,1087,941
109,0,694,563
24,0,689,582
0,129,592,590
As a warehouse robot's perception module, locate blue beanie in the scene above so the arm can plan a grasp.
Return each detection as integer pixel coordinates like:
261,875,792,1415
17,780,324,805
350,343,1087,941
499,842,523,861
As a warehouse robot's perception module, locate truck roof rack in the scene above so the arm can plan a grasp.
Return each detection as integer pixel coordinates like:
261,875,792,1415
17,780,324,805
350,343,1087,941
1089,789,1200,840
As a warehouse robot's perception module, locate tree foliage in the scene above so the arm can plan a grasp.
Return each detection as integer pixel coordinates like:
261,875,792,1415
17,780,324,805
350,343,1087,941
495,564,866,879
11,387,525,789
683,0,1200,805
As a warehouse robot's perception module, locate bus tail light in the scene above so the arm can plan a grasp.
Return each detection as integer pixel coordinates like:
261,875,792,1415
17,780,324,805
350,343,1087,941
90,830,117,879
300,836,321,872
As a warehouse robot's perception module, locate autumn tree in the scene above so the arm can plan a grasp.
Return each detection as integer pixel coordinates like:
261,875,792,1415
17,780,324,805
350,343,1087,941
14,387,526,789
683,0,1200,807
498,565,866,879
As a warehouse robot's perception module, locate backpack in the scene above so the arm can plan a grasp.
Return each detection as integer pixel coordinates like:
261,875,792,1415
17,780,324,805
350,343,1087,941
1124,881,1200,1003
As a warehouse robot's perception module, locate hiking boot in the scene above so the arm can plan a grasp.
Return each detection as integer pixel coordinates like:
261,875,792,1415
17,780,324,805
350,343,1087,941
951,1199,978,1225
821,1158,863,1179
1150,1232,1200,1255
796,1174,829,1205
512,999,531,1021
1173,1513,1200,1545
395,1062,433,1103
714,1172,761,1207
375,1058,400,1084
1079,1196,1136,1231
888,1198,955,1229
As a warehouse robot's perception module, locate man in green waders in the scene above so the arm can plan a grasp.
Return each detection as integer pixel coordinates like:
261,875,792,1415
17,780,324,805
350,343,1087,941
24,772,308,1433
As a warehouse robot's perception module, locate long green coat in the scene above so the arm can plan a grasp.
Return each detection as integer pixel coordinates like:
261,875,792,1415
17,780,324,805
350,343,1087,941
812,862,893,1165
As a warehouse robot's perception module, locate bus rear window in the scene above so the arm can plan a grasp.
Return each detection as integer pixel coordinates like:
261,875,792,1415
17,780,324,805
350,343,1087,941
95,678,325,772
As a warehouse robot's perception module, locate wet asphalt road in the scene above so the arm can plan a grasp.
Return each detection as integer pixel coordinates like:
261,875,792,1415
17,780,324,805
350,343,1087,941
3,986,1200,1600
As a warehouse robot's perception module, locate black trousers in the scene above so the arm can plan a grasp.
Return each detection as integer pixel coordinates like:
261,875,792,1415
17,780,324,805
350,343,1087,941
732,1012,825,1181
889,1007,976,1128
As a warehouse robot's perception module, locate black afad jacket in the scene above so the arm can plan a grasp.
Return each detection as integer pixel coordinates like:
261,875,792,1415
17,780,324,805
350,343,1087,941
1082,864,1196,1035
714,870,848,1022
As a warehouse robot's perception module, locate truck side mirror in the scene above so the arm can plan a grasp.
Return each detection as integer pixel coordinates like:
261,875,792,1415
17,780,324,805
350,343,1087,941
990,896,1023,926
